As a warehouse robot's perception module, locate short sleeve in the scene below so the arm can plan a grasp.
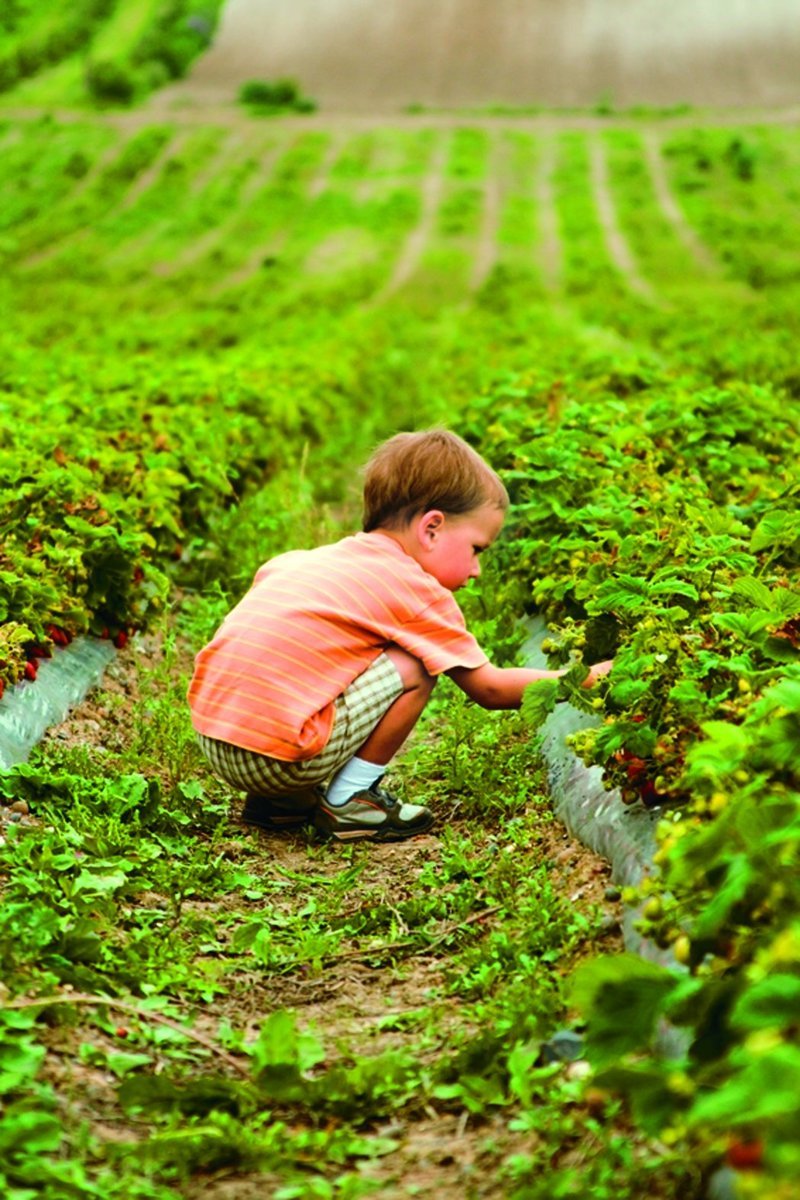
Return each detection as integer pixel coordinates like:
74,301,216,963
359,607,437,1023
394,593,489,676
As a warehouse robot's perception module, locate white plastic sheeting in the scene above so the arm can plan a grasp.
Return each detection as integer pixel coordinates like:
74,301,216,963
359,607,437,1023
0,639,115,770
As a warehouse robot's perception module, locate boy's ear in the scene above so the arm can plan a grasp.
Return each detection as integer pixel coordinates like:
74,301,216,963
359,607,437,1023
417,509,445,547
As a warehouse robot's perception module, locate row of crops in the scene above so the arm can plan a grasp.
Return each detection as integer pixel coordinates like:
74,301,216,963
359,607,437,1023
1,104,798,1196
468,341,799,1190
0,1,224,107
2,116,799,691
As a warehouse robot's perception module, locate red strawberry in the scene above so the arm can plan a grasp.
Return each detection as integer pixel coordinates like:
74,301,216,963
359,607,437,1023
113,630,129,650
726,1138,764,1170
24,661,37,682
45,624,71,647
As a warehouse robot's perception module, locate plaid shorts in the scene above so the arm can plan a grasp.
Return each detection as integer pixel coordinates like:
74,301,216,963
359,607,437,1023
196,652,404,796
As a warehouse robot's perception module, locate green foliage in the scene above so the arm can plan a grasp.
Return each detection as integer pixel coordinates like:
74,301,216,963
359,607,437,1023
0,0,224,106
0,0,115,95
238,78,317,115
85,57,137,105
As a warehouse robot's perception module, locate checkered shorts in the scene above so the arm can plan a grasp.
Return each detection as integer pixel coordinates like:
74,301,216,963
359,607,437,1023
196,652,404,796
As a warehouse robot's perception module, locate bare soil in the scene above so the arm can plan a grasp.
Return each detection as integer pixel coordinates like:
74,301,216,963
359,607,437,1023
169,0,800,113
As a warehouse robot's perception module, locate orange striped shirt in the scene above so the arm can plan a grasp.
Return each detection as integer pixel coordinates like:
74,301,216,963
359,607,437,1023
188,531,488,760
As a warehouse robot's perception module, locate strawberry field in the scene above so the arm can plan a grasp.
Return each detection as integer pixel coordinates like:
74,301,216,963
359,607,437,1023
1,37,799,1199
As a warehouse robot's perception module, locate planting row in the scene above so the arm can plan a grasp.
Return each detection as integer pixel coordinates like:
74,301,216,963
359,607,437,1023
2,119,799,319
466,345,799,1191
0,1,223,107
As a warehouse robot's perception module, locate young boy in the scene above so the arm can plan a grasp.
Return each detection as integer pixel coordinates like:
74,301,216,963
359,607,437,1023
188,430,611,842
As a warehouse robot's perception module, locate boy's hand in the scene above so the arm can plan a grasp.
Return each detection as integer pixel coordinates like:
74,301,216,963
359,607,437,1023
581,659,613,688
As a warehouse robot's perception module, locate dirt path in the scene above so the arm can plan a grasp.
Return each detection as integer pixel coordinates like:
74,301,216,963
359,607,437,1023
212,133,348,291
642,129,719,272
372,133,449,301
22,632,626,1198
534,136,562,292
588,134,659,304
8,101,800,137
307,129,347,198
469,132,503,291
116,128,193,212
186,127,249,195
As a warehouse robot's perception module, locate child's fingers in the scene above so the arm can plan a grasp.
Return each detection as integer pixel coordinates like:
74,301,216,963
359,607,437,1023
581,659,613,687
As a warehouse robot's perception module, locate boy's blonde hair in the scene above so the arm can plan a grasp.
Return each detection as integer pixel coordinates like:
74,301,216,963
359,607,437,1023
362,429,509,532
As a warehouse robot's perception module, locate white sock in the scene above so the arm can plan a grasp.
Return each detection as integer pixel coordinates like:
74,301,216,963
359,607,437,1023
326,756,385,806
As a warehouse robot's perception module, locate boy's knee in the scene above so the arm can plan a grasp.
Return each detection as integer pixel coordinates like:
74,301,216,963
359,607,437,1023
384,646,436,695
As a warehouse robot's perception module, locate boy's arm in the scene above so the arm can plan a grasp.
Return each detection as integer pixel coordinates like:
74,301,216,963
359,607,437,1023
447,660,613,710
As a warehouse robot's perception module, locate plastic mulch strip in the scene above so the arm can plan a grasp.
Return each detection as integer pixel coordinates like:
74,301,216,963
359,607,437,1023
523,617,689,1058
0,638,116,770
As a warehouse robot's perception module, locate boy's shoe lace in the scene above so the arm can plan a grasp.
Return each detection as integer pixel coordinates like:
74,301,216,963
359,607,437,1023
241,787,322,831
313,780,434,842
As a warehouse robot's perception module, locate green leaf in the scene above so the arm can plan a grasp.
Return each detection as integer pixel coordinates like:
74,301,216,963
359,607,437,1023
250,1010,325,1100
106,1051,154,1078
609,679,650,708
689,1045,800,1126
731,975,800,1030
693,854,754,939
0,1108,61,1157
570,954,679,1066
649,577,699,601
714,611,774,639
0,1040,46,1093
771,587,800,618
520,677,560,729
750,509,799,553
72,869,128,896
731,576,775,609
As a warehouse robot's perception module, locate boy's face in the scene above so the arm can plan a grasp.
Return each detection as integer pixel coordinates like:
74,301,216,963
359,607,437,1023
418,503,505,592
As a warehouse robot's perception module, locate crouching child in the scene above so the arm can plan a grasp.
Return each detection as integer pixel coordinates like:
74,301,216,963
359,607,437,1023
188,430,611,841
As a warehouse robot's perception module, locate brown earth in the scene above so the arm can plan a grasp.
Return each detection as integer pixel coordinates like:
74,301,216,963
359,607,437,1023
166,0,800,113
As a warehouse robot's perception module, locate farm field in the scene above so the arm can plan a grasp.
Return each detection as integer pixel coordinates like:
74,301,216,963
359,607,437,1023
1,85,799,1200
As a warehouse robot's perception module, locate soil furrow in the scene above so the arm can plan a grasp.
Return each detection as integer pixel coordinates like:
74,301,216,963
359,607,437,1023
152,137,288,277
372,132,449,302
642,130,719,272
469,132,503,291
535,136,562,292
588,134,659,305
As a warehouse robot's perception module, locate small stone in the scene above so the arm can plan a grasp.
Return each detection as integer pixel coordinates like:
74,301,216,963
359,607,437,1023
541,1029,584,1063
566,1059,592,1081
598,915,621,934
10,799,29,816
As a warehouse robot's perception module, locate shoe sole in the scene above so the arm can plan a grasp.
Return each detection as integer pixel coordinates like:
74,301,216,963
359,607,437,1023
315,816,435,842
